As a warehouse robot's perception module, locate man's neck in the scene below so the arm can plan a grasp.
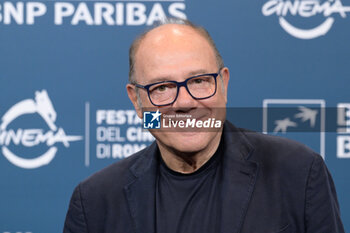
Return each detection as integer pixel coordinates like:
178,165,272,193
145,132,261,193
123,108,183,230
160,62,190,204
157,131,222,174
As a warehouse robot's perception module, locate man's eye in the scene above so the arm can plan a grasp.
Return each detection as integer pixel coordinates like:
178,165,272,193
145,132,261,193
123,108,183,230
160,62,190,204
156,85,167,91
194,79,204,84
193,77,210,84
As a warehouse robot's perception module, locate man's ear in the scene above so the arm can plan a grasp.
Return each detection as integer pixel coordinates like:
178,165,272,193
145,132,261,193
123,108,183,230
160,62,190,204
220,67,230,104
126,84,143,119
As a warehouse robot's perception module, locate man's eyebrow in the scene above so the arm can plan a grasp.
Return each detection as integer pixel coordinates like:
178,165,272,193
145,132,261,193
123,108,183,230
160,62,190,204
145,76,173,84
187,69,209,77
144,69,211,84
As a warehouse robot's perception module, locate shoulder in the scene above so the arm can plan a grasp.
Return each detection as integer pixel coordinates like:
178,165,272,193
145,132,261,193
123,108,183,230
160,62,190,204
78,143,155,195
243,129,318,162
224,127,344,231
233,127,327,202
234,126,321,178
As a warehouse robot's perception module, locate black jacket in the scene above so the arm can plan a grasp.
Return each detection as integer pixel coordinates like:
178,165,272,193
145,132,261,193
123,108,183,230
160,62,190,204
64,122,344,233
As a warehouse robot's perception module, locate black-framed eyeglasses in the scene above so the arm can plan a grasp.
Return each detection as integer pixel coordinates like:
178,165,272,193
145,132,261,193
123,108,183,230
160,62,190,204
132,70,221,106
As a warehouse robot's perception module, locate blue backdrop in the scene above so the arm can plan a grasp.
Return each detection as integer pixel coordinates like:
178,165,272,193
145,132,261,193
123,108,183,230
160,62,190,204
0,0,349,232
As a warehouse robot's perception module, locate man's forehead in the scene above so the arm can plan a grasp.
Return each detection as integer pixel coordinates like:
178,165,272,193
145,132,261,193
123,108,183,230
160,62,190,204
137,24,210,53
131,23,218,83
144,24,200,41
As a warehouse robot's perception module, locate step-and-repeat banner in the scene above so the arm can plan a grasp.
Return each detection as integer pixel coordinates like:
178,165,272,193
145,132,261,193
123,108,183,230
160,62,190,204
0,0,349,232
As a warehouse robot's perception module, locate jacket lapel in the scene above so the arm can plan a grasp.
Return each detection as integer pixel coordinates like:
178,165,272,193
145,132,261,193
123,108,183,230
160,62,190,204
123,122,259,233
220,123,259,233
124,142,159,233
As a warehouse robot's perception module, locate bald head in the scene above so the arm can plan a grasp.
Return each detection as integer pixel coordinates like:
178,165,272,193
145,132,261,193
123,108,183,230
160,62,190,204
128,19,224,83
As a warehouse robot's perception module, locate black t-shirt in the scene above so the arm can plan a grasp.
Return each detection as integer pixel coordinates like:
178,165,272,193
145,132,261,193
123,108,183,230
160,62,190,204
156,140,224,233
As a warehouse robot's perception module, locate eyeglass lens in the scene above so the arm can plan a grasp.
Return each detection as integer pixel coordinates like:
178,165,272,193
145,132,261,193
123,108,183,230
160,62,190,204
148,75,216,105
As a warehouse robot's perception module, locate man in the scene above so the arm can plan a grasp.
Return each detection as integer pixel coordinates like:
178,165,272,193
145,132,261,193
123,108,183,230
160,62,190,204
64,19,344,233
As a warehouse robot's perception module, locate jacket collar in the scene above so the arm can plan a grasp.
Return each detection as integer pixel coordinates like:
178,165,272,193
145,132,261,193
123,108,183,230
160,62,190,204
124,142,159,233
124,121,259,233
220,121,259,233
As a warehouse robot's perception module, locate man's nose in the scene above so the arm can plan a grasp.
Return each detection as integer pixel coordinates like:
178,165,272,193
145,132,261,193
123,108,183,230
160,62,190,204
172,86,197,110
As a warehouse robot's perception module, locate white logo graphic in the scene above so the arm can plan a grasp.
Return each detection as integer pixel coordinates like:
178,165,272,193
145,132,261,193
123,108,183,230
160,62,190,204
337,103,350,158
150,110,162,123
263,99,325,158
0,90,82,169
262,0,350,39
274,117,297,133
295,106,318,127
273,107,318,133
143,110,162,129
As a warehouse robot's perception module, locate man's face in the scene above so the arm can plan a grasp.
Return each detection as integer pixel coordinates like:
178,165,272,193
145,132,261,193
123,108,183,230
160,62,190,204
127,24,229,154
